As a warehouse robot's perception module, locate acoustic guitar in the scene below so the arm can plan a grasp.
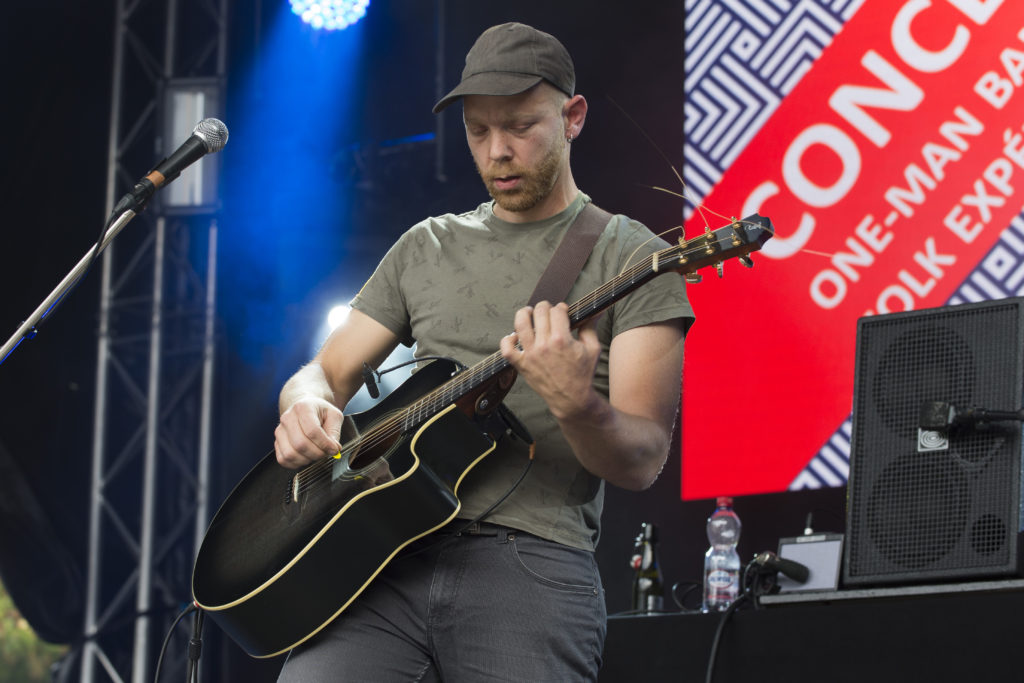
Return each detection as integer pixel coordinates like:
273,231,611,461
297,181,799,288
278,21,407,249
191,214,773,657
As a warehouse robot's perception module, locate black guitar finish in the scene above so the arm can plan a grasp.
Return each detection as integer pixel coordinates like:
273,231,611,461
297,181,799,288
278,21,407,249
192,360,503,657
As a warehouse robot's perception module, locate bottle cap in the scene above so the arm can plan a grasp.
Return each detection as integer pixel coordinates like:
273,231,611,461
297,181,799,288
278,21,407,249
715,496,733,507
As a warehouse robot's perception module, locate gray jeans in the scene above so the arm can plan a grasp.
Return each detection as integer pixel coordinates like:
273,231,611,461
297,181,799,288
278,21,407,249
276,524,607,682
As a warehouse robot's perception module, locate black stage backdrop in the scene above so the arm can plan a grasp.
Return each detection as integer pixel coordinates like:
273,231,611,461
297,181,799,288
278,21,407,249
0,1,846,679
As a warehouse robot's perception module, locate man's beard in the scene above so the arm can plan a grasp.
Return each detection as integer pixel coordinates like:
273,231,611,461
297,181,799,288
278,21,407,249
479,136,565,214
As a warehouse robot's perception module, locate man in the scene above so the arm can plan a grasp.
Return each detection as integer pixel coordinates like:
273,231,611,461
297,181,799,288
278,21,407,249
274,22,693,681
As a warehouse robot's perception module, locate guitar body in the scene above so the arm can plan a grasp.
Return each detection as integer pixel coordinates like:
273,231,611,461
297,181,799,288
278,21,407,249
192,360,509,658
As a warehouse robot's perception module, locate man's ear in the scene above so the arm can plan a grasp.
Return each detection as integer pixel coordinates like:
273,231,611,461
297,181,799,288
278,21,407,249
564,94,588,140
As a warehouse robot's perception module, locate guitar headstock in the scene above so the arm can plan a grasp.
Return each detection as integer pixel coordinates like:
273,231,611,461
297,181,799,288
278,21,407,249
565,214,775,329
665,214,774,283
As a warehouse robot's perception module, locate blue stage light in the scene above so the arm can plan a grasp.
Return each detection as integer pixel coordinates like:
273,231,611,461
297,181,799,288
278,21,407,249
219,1,365,377
290,0,369,31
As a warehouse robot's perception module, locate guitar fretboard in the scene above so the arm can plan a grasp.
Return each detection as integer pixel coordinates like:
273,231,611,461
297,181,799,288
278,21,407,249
395,215,771,431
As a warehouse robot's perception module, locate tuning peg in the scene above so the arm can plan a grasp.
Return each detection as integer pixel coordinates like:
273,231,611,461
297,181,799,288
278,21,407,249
685,273,702,284
739,255,754,268
715,262,724,278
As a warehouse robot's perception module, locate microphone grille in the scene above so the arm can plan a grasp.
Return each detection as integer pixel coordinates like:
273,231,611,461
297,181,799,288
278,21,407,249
193,118,229,153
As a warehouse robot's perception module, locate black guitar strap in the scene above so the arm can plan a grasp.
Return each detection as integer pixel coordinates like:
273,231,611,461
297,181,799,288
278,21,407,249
527,201,613,306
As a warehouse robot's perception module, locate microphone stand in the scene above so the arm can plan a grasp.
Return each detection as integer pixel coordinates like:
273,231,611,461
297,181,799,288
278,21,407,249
0,208,137,365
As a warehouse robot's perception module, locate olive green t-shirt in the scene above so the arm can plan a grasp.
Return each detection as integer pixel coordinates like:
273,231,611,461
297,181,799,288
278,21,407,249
351,193,694,550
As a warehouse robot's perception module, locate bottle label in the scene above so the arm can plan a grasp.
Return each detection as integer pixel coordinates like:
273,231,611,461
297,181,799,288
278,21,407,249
707,569,736,590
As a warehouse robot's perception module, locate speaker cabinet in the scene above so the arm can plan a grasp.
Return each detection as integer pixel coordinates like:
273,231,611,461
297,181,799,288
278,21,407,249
844,298,1024,586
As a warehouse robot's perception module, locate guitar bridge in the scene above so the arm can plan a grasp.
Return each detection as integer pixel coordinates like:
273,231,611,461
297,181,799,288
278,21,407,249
286,475,299,504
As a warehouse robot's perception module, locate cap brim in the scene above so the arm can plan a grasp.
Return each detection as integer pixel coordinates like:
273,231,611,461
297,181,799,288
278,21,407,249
432,72,543,113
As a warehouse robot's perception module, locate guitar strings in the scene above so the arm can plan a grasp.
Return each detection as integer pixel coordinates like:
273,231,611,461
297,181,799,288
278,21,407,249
602,96,790,268
602,93,720,236
293,348,515,493
294,351,515,494
291,225,765,496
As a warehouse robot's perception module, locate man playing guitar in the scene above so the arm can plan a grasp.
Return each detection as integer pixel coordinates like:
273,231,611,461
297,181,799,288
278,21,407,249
273,22,693,681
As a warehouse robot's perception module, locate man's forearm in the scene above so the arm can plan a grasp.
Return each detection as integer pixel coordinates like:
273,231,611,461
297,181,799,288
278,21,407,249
556,390,673,492
278,362,336,414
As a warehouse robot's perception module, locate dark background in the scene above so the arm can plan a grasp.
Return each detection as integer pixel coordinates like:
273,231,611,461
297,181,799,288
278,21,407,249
0,0,845,678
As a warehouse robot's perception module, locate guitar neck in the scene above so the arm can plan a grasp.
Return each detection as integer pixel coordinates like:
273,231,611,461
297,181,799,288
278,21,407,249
397,250,672,430
565,247,680,329
399,215,773,431
400,351,510,431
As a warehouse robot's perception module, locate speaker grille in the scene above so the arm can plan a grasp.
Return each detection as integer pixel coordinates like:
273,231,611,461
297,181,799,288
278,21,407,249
844,299,1024,585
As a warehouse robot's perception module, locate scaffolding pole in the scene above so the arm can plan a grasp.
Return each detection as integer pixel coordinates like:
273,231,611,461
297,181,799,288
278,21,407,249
79,1,227,681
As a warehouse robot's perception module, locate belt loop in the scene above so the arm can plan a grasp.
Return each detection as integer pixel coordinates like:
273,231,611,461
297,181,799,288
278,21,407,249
498,528,513,544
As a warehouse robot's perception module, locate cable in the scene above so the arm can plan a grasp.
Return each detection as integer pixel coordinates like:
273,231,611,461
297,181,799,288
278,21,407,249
454,438,533,527
703,592,748,683
670,580,702,612
400,454,533,560
153,602,198,683
367,355,469,384
186,608,205,683
703,557,761,683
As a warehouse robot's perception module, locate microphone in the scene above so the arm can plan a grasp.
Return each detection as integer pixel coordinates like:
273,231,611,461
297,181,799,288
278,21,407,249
114,118,229,214
920,400,1024,431
754,551,810,583
362,362,380,399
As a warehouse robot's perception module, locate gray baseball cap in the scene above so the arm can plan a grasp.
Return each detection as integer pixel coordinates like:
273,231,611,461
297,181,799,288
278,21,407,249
432,22,575,113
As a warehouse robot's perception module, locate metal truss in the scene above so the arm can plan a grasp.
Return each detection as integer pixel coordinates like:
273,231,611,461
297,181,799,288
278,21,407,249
67,1,229,682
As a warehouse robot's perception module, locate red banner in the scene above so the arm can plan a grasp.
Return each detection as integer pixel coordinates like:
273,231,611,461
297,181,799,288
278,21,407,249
682,0,1024,499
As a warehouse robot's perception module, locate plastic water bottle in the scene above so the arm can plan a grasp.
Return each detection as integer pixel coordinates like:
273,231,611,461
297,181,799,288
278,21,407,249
629,522,664,613
702,497,741,612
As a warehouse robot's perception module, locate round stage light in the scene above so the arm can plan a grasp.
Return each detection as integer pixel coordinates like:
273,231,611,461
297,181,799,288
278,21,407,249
290,0,370,31
327,304,351,330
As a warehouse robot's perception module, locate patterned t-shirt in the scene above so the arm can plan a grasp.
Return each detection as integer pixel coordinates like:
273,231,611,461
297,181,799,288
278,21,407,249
351,193,694,550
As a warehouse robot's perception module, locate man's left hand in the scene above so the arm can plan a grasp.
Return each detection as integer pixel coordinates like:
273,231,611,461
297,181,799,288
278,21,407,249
499,301,602,420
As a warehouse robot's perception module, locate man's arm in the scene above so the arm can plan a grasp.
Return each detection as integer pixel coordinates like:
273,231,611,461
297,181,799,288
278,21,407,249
275,308,401,469
500,301,685,491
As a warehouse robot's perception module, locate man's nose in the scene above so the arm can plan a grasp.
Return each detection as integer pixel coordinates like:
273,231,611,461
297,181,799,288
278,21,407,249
489,131,513,161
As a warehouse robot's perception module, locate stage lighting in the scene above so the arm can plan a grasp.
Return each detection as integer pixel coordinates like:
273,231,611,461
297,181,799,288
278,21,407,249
162,79,222,211
290,0,369,31
327,304,351,330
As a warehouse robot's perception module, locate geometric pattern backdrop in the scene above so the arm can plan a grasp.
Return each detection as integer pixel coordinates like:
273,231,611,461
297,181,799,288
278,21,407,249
685,0,865,202
682,0,1024,498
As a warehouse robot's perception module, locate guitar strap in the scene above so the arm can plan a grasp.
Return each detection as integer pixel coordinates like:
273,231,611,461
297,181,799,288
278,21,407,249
527,201,613,306
489,202,613,457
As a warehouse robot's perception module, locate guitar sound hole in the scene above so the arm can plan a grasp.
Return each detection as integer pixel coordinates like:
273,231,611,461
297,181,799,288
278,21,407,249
349,431,399,471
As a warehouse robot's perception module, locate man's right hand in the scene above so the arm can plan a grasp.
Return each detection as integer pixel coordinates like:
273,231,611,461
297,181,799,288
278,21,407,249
273,309,402,469
274,397,344,469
